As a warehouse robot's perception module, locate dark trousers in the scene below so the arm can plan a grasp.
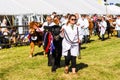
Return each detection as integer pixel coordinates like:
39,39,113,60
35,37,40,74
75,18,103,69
47,40,62,72
65,50,76,68
117,30,120,38
101,34,105,41
84,35,89,43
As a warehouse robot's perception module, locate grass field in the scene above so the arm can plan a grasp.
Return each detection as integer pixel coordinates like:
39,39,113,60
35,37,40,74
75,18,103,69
0,36,120,80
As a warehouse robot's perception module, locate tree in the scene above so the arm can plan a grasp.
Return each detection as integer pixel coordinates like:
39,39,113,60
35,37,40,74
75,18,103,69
115,3,120,7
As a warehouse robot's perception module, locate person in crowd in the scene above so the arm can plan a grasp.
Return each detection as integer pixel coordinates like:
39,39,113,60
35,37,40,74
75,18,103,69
43,15,62,72
77,15,89,43
115,15,120,38
41,15,55,31
53,15,61,26
60,14,67,25
60,13,70,26
1,18,7,33
0,27,3,36
83,15,90,43
77,15,85,42
74,13,83,59
0,27,3,44
108,15,116,37
98,17,107,41
3,28,9,39
0,27,3,49
50,15,62,72
51,12,57,19
61,14,81,74
93,14,98,35
106,16,111,39
9,27,18,44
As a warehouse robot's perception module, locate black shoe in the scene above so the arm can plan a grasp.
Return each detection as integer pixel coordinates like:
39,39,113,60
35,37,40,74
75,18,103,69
48,63,52,66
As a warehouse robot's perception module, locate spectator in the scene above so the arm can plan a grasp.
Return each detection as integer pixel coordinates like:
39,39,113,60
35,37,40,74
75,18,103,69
1,18,7,33
98,17,107,41
115,15,120,38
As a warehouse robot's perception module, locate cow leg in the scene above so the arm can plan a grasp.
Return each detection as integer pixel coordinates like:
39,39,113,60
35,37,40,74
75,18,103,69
30,42,34,58
38,41,42,47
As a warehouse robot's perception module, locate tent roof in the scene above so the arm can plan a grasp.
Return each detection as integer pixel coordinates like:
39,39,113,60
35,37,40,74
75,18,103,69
0,0,32,15
12,0,63,14
0,0,119,15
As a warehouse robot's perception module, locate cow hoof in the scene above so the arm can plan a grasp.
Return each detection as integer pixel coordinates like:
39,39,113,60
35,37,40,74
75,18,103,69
29,55,33,58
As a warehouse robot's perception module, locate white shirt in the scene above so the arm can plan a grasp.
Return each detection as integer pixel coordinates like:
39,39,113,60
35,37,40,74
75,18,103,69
115,18,120,30
40,22,55,31
99,21,107,28
84,18,89,29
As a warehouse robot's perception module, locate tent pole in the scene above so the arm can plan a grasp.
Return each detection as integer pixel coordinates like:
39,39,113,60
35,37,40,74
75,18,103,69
12,16,14,26
5,15,12,26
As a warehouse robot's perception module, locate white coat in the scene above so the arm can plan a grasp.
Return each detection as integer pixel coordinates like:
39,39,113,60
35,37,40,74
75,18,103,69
99,21,107,36
77,18,89,36
62,24,82,56
83,18,89,36
40,22,55,31
115,18,120,30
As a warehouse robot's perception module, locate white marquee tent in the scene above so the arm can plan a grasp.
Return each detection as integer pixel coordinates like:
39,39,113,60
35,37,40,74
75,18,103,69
0,0,120,15
0,0,32,15
12,0,62,14
43,0,120,14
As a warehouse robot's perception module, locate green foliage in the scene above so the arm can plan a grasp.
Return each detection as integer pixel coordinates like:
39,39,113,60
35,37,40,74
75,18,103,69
115,3,120,7
0,36,120,80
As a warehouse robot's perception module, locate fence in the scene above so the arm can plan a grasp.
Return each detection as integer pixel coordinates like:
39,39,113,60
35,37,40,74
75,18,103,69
0,26,30,49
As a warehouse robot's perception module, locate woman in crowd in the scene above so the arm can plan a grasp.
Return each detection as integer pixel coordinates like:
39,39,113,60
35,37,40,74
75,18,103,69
61,14,81,74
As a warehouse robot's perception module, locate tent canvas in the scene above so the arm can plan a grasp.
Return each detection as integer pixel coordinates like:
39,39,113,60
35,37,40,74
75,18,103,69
0,0,32,15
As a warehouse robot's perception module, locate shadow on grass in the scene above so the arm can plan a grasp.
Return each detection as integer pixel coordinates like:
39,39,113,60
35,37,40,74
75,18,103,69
33,51,44,57
89,39,95,43
81,46,87,50
60,60,88,72
76,63,88,72
67,63,88,72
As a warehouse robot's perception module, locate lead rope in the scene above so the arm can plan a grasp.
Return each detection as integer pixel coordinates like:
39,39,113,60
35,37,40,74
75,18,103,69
64,29,78,44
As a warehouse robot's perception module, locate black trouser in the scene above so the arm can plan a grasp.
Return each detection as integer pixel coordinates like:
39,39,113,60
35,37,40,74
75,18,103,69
65,50,76,68
101,34,104,41
107,29,111,38
84,35,89,43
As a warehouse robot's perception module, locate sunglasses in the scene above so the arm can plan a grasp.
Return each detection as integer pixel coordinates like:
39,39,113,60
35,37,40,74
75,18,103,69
71,18,77,21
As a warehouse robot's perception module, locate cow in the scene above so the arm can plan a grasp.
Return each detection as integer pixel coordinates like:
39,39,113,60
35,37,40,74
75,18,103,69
28,21,43,58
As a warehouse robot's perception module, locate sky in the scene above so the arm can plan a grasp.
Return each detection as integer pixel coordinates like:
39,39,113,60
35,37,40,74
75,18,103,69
105,0,120,3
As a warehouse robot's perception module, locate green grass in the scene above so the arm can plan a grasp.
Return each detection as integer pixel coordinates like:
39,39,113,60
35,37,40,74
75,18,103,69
0,36,120,80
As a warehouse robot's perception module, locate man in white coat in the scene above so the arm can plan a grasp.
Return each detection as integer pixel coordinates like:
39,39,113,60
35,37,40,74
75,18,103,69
115,15,120,38
99,17,107,41
77,15,89,43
